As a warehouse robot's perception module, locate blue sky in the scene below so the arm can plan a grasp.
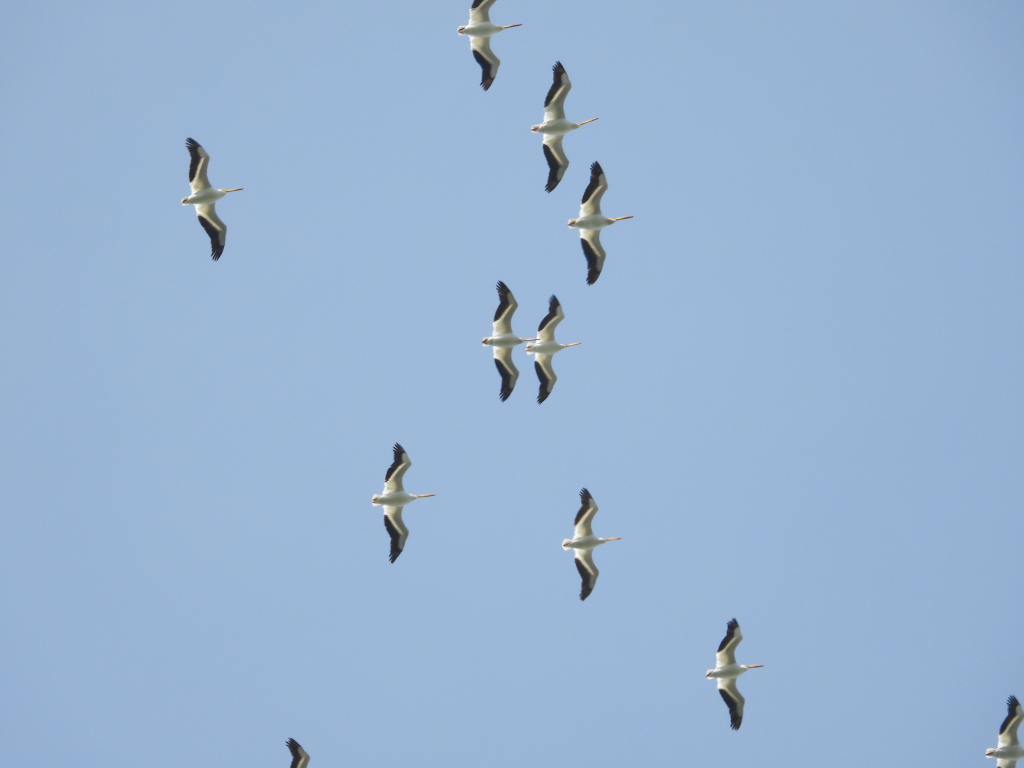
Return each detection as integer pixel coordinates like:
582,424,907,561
1,1,1022,766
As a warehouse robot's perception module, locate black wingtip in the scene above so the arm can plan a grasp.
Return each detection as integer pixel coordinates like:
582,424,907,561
393,442,404,454
1009,695,1021,708
580,488,590,501
185,137,200,148
590,161,602,175
496,280,509,294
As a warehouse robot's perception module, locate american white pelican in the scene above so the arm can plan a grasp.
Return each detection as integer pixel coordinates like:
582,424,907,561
525,295,580,404
531,62,598,192
706,619,763,731
286,739,310,768
482,281,537,401
562,488,620,601
457,0,521,91
569,161,632,285
987,696,1024,767
182,138,243,261
370,443,435,563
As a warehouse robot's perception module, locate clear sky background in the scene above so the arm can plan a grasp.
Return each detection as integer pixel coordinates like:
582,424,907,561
1,1,1022,766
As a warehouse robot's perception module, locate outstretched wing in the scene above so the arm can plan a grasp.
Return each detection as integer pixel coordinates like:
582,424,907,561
543,61,571,121
492,280,518,336
469,0,497,24
285,738,310,768
537,295,564,342
493,346,519,402
999,695,1023,748
573,488,598,539
574,549,599,601
716,618,743,667
534,354,557,403
194,203,226,261
580,161,608,217
580,229,605,285
542,134,568,193
186,137,212,192
383,443,411,494
717,678,745,730
470,35,500,91
383,507,408,563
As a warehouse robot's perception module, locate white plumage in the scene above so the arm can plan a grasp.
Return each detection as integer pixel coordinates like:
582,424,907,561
525,295,580,404
457,0,521,91
371,443,435,563
561,489,620,600
705,619,764,730
568,162,632,285
987,696,1024,768
531,62,598,192
181,138,243,261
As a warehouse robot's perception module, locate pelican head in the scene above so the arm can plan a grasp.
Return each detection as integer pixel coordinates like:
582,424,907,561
503,23,522,29
744,664,764,669
415,494,435,497
611,216,633,222
576,118,599,127
603,536,621,542
222,188,244,193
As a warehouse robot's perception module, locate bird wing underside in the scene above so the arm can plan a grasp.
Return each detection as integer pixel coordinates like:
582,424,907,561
573,491,597,538
384,444,411,493
542,135,568,193
536,296,563,342
470,36,499,91
534,354,557,404
543,61,571,121
999,697,1024,748
574,549,598,601
469,0,497,24
194,204,226,261
718,678,745,730
383,507,408,563
493,346,519,402
286,739,310,768
492,281,518,336
186,137,212,192
580,229,605,285
995,760,1018,768
580,161,608,217
716,619,742,667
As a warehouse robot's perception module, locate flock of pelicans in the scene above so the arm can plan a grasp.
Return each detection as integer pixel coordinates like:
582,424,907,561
176,1,1021,764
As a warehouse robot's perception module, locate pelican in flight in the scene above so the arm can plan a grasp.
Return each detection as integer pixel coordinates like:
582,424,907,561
525,295,580,404
482,281,537,402
706,619,764,730
286,739,310,768
457,0,521,91
562,489,620,601
531,62,598,192
371,443,435,563
569,161,632,285
987,696,1024,767
181,138,243,261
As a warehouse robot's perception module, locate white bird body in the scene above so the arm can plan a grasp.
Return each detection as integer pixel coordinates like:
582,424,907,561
706,619,763,730
181,138,242,261
568,162,632,284
457,0,520,91
532,62,598,192
987,696,1024,768
370,443,434,563
524,296,580,403
562,489,620,600
483,281,538,402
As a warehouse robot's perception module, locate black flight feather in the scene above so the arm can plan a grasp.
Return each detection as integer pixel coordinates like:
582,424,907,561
582,161,604,205
535,360,552,403
538,295,560,332
1001,695,1022,734
384,443,405,482
494,281,512,321
718,618,740,652
544,61,567,107
494,357,514,402
581,238,601,285
185,137,202,183
719,689,743,730
542,143,564,192
196,215,223,261
574,488,594,525
472,49,494,91
575,557,594,601
383,515,403,563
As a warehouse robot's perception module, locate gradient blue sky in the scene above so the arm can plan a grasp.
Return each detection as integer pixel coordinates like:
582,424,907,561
2,1,1022,766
